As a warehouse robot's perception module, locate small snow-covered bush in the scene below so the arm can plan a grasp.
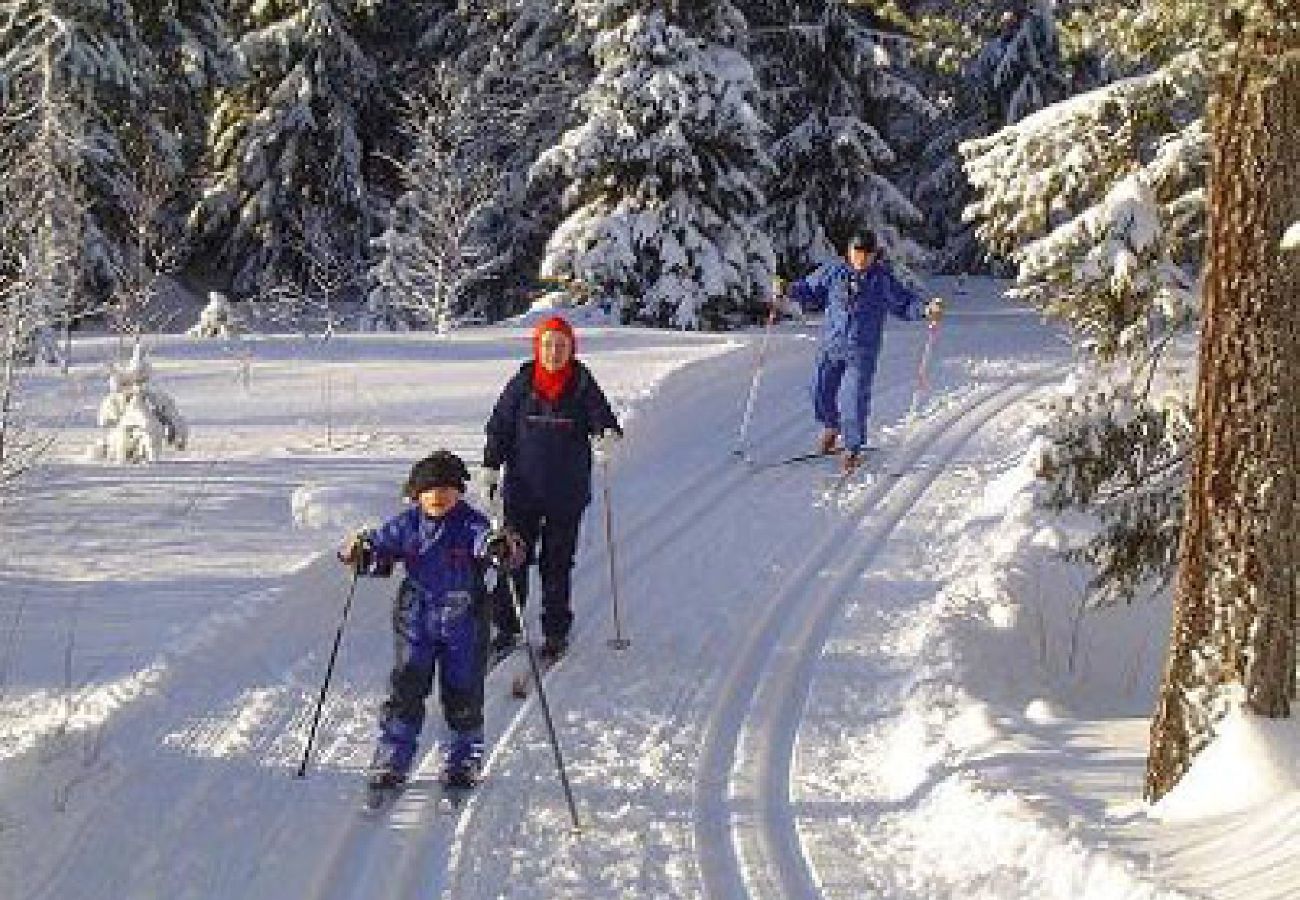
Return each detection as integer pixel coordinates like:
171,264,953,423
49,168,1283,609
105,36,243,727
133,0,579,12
186,291,242,339
87,345,188,464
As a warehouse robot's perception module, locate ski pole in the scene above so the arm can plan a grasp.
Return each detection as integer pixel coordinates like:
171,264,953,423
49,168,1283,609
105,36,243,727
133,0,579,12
501,559,582,833
600,454,629,650
733,301,778,458
297,563,362,778
487,489,581,832
908,315,941,420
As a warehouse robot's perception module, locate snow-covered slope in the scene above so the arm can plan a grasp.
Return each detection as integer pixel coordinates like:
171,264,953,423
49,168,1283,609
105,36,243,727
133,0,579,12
1,279,1292,899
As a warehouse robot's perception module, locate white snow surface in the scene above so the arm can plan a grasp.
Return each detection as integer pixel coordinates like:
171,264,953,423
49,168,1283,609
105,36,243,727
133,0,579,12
1,278,1293,899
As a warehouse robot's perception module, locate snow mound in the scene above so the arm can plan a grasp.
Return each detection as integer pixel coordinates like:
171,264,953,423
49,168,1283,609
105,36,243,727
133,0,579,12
1282,220,1300,251
506,292,617,327
290,482,397,532
1152,707,1300,822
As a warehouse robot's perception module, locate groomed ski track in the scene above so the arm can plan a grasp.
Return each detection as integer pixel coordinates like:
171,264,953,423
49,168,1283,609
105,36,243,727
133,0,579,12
8,296,1069,899
694,376,1050,900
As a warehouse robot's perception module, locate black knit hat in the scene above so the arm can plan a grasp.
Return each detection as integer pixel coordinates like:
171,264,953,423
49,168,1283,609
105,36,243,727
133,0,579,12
847,230,878,253
404,450,471,498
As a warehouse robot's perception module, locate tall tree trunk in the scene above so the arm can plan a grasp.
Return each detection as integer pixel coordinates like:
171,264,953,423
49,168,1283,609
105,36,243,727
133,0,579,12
1145,16,1300,803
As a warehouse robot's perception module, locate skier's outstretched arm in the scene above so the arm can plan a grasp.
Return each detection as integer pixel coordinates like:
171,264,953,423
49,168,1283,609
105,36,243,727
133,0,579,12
884,268,927,321
788,271,830,314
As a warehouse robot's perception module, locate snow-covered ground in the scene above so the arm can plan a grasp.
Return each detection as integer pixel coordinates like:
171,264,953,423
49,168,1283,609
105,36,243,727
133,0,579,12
1,278,1295,899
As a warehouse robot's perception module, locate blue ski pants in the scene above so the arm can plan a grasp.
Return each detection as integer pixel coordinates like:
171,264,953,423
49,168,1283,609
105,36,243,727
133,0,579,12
374,579,489,775
811,351,881,452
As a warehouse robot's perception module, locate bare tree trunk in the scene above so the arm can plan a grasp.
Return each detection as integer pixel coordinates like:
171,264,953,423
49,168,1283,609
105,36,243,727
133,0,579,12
1146,19,1300,803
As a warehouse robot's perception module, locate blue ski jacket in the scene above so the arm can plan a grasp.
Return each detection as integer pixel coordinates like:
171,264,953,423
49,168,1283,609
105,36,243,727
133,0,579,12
359,499,493,613
790,259,925,361
484,360,621,518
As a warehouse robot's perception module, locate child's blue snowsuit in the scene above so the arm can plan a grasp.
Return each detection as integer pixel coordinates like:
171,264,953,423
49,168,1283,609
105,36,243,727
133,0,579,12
789,259,925,451
357,499,494,776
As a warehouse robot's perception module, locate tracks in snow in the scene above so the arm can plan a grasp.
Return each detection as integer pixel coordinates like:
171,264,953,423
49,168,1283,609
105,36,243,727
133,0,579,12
316,341,833,900
694,373,1052,900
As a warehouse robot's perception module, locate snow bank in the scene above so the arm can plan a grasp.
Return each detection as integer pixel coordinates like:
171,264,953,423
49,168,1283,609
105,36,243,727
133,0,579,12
505,292,618,328
1152,707,1300,822
289,482,405,533
904,777,1188,900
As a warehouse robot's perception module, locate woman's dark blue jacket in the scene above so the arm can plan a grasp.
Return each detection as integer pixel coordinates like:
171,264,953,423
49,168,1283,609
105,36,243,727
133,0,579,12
484,360,620,518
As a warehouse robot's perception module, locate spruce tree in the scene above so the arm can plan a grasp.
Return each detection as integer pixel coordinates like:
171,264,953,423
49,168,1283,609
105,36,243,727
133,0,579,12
742,0,932,276
191,0,376,309
0,0,173,313
909,0,1073,272
961,0,1217,603
537,0,774,329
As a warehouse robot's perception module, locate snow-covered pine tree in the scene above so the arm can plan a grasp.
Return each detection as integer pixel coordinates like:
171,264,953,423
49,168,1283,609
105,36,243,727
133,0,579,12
88,343,189,464
973,1,1068,126
187,291,242,338
536,0,774,329
909,0,1073,272
741,0,932,277
134,1,238,256
191,0,376,309
135,0,238,163
961,0,1216,603
0,0,174,316
425,0,594,321
352,0,452,201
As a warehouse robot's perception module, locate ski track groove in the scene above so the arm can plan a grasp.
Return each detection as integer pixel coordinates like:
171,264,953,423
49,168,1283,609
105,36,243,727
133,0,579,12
312,340,827,900
14,331,939,900
21,564,392,900
437,368,924,898
694,370,1058,900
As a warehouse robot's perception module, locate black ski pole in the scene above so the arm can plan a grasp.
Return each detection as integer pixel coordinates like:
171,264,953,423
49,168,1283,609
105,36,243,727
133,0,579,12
600,454,630,650
502,563,582,833
296,564,362,778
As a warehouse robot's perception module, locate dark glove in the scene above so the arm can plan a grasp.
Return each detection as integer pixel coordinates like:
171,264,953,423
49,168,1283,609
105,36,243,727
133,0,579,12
338,533,374,572
485,528,526,570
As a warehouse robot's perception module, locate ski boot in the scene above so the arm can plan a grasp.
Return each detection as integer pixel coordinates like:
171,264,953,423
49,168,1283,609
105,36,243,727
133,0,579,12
818,427,840,455
364,768,408,812
539,636,568,666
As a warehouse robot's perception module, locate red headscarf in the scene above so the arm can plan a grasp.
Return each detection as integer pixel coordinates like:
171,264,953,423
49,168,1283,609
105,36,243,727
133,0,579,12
532,316,576,404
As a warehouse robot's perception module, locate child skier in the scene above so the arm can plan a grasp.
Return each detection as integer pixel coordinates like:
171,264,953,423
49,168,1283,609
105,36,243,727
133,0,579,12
340,450,524,796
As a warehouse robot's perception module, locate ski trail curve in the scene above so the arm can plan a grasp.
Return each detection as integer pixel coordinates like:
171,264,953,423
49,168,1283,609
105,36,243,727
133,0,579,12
694,372,1057,900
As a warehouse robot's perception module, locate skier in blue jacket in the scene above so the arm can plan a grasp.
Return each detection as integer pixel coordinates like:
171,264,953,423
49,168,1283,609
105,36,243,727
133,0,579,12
777,230,944,473
479,316,622,664
340,451,523,793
